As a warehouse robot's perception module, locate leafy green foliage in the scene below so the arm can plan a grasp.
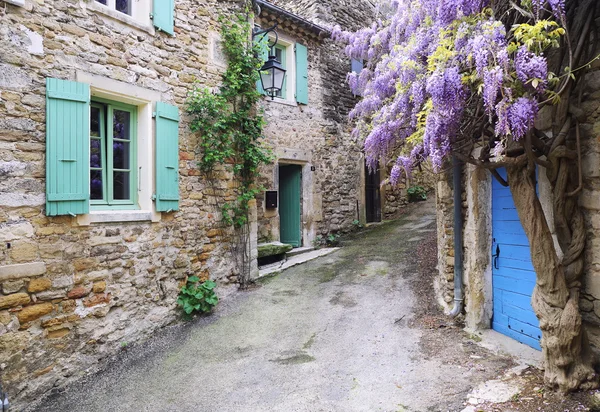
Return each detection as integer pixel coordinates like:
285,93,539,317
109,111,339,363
177,276,219,316
407,185,427,202
187,12,272,229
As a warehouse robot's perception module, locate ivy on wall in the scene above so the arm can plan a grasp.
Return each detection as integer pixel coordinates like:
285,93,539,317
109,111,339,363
187,10,272,286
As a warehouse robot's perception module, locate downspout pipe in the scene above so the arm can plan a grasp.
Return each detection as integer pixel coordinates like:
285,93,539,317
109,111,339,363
449,156,464,317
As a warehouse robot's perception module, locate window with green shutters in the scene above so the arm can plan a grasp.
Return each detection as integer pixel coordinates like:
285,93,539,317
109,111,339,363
89,99,138,210
45,77,180,217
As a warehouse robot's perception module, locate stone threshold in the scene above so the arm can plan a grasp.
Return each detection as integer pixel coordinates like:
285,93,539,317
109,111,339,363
257,247,339,278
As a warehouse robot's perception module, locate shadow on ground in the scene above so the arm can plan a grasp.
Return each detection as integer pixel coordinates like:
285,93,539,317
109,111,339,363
28,199,536,412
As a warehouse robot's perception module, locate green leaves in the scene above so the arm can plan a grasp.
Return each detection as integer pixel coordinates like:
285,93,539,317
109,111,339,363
186,12,272,230
177,277,219,316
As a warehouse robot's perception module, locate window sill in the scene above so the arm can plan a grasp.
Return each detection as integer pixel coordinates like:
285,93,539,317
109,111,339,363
5,0,25,6
75,210,159,226
84,1,155,35
264,98,298,107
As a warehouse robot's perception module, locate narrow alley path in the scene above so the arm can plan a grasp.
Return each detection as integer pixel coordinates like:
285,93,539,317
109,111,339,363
31,199,514,412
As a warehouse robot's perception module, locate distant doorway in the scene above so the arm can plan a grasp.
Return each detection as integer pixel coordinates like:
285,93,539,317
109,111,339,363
365,162,381,223
279,164,302,247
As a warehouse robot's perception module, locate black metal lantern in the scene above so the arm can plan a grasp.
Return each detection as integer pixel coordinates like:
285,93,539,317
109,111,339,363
253,23,286,100
259,55,286,99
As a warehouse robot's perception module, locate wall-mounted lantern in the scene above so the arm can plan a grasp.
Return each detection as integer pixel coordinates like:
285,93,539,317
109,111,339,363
253,24,286,100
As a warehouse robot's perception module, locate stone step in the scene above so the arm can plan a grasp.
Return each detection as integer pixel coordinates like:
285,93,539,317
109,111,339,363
286,246,315,257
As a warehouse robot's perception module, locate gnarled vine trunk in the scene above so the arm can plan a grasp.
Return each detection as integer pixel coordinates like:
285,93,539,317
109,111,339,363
507,156,598,392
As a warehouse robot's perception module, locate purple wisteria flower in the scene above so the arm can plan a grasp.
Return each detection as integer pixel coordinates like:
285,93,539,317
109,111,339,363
515,47,548,93
508,97,538,140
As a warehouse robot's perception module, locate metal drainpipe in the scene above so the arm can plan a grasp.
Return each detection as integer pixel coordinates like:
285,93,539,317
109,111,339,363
449,156,464,317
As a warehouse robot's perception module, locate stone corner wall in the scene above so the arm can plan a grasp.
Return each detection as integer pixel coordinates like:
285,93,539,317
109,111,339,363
0,1,245,409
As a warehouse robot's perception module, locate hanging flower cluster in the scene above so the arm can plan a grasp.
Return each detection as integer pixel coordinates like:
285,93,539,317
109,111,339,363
333,0,566,182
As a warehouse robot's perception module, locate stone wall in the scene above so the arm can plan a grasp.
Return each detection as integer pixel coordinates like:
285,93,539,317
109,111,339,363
0,0,244,408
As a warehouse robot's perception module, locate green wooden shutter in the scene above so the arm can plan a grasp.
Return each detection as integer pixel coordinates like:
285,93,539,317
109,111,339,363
295,43,309,104
152,0,174,35
255,36,269,95
45,78,90,217
155,102,180,212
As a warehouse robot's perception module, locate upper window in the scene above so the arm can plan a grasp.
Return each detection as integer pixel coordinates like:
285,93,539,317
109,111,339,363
273,45,287,99
95,0,133,16
90,100,138,209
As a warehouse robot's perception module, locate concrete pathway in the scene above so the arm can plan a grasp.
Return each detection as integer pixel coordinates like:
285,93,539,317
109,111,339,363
31,199,516,412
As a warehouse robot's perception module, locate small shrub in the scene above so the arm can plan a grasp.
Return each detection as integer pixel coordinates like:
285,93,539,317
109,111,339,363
177,276,219,316
352,219,364,229
407,185,427,202
326,233,341,246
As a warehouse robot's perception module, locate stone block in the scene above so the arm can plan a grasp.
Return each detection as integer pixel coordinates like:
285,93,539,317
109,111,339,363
257,242,293,258
92,281,106,293
67,285,92,299
0,262,46,282
2,280,24,294
0,293,30,309
28,278,51,293
8,242,38,262
46,328,70,339
17,303,53,324
0,221,35,242
83,294,110,307
35,289,67,301
0,311,11,325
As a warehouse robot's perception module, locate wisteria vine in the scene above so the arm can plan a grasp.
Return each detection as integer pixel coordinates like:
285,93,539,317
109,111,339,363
333,0,568,184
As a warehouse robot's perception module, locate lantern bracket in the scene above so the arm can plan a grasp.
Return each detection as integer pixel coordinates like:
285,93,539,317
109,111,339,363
253,23,279,49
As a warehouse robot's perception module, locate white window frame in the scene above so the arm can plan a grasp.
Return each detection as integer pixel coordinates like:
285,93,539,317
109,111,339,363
75,71,162,226
268,33,296,105
83,0,154,34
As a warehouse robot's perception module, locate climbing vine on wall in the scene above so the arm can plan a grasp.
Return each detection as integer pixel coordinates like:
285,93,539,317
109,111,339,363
187,11,272,286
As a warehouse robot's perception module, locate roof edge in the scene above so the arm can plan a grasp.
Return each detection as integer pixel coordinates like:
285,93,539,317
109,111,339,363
254,0,331,36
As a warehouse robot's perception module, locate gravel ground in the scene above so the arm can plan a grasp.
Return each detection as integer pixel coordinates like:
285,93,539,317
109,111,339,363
25,198,597,412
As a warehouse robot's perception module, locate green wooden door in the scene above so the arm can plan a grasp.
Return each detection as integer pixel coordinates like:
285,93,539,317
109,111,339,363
279,165,302,247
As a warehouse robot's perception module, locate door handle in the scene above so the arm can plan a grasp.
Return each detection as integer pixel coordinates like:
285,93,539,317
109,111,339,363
493,245,500,269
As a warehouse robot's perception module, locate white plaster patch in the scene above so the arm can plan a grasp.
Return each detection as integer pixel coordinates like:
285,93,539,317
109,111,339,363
19,24,43,55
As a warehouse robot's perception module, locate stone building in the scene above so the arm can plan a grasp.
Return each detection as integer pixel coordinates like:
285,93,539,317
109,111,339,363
0,0,385,409
436,60,600,353
0,0,253,408
253,0,379,250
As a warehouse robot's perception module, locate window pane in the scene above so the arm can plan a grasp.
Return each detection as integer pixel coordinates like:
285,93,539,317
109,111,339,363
95,0,107,4
113,141,130,170
113,171,130,200
113,110,131,140
116,0,131,15
91,170,103,200
91,107,101,137
91,139,102,168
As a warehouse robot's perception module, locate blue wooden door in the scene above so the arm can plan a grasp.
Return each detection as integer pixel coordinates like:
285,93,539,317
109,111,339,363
492,168,542,350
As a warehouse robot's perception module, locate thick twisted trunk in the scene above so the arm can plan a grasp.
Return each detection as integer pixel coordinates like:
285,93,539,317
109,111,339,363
506,161,598,392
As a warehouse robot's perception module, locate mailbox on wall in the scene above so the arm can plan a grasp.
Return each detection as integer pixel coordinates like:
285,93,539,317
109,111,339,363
265,191,278,209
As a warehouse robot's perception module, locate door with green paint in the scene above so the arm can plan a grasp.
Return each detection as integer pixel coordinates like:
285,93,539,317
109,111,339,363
279,165,302,247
